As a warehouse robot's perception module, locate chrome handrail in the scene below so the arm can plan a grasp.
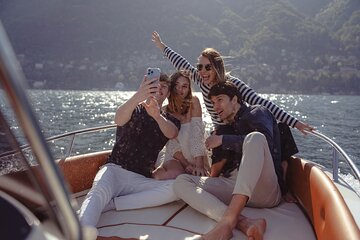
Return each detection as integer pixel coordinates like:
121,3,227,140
0,124,117,159
0,22,83,240
2,124,359,186
306,130,360,182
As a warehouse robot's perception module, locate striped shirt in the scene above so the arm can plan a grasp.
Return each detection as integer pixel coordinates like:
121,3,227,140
163,46,298,128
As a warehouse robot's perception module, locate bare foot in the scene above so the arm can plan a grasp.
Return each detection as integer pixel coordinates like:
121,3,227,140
202,221,233,240
236,218,266,240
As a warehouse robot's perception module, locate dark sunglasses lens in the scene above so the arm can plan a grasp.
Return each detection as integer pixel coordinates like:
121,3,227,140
197,64,212,71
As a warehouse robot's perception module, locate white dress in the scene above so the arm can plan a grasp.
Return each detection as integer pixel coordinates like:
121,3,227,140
163,116,208,164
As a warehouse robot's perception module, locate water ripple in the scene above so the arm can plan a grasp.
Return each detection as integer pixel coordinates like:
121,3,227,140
1,90,359,173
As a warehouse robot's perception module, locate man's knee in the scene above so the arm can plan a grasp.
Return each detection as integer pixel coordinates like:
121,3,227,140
244,132,266,145
173,174,193,195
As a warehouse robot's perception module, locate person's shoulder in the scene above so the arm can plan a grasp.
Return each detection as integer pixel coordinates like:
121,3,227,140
191,96,200,104
163,111,181,128
250,104,268,112
243,104,262,116
249,105,274,120
227,74,238,81
227,75,247,85
191,96,202,116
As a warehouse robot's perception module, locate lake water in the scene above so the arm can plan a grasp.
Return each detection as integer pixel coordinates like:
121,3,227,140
1,90,359,190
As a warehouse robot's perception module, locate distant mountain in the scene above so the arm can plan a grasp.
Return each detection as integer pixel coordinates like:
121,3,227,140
287,0,331,16
0,0,359,94
316,0,360,31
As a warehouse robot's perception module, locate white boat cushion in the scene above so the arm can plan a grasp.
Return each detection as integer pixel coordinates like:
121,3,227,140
75,191,315,240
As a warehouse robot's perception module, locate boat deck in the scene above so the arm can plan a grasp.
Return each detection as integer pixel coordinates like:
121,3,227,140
74,190,315,240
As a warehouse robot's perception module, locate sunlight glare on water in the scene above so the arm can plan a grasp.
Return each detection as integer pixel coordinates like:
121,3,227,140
26,91,360,168
1,90,359,191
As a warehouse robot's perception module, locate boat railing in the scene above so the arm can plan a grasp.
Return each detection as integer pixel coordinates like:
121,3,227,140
306,130,360,183
0,124,117,160
2,125,359,186
2,125,359,185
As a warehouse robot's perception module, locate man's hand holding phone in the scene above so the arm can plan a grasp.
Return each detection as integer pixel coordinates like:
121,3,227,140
146,67,161,92
144,67,161,103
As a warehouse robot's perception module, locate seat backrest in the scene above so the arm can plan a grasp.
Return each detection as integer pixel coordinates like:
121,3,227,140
287,157,360,240
57,150,110,193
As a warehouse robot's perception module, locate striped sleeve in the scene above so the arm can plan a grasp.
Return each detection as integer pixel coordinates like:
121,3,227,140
229,76,298,128
164,46,202,86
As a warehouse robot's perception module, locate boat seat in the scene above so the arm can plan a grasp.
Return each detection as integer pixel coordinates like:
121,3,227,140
287,157,360,240
72,190,315,240
63,153,359,239
57,150,110,193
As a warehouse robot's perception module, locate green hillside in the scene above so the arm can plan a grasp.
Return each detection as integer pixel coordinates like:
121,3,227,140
0,0,359,94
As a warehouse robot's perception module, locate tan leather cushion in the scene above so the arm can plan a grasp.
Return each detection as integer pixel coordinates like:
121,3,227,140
58,150,109,193
287,157,360,240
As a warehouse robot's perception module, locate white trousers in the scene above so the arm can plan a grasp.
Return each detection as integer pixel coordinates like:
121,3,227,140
78,163,178,227
173,132,282,222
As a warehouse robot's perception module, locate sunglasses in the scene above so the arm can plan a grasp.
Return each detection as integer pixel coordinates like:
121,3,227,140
196,63,212,71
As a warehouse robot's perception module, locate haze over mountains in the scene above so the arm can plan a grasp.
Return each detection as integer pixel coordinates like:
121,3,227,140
0,0,359,94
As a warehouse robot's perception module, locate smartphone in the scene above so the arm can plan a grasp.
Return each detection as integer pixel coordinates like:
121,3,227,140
146,67,161,83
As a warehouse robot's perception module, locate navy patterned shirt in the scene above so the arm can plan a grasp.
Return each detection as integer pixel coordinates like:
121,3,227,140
107,105,180,177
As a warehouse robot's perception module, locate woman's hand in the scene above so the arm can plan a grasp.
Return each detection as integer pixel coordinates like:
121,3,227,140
192,166,210,176
152,31,166,51
192,156,210,176
295,121,315,135
184,164,194,174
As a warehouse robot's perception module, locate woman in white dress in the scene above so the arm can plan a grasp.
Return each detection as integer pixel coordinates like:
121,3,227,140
152,70,210,179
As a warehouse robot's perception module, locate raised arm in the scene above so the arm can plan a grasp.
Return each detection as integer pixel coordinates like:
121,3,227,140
152,31,202,86
152,31,193,72
152,31,166,52
143,98,178,139
229,76,314,134
115,76,158,126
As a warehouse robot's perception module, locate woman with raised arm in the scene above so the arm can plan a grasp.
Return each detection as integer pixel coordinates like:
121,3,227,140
152,31,314,134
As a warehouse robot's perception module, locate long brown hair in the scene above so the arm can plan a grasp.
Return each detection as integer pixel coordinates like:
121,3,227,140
200,48,226,82
166,71,192,115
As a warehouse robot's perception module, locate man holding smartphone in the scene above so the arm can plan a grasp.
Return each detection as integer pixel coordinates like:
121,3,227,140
78,72,180,236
